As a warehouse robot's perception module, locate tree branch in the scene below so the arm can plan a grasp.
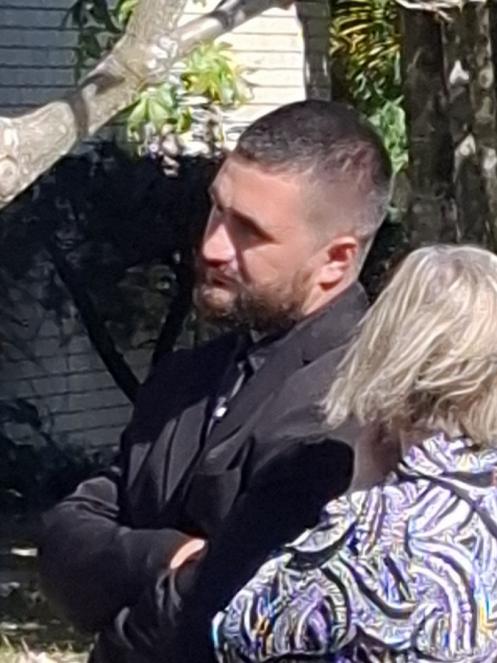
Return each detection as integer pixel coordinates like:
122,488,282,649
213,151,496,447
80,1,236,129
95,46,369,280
0,0,290,210
152,257,195,364
45,239,140,403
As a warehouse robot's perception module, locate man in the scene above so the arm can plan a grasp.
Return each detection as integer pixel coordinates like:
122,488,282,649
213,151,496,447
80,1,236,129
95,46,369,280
39,100,393,661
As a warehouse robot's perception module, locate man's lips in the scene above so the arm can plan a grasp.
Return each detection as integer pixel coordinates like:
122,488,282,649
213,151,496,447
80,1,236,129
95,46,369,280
206,273,238,288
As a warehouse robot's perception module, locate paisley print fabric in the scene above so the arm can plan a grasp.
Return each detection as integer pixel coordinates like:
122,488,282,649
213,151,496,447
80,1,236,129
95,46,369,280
212,434,497,662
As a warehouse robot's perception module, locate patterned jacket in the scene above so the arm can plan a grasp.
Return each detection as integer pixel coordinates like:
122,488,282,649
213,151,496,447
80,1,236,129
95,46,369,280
213,434,497,662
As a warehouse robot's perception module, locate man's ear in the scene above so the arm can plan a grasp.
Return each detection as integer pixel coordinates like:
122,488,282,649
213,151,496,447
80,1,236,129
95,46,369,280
317,236,360,290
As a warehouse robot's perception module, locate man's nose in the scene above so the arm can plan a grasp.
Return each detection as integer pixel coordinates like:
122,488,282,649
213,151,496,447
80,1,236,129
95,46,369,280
201,218,236,266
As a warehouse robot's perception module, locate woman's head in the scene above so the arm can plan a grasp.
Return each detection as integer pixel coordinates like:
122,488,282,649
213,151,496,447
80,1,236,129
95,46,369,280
325,244,497,446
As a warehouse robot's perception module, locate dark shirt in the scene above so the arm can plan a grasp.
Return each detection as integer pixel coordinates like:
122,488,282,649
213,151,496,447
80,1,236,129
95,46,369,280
208,309,339,438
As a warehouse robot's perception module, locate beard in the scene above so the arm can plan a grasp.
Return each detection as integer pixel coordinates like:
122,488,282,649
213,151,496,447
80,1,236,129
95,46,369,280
194,264,310,334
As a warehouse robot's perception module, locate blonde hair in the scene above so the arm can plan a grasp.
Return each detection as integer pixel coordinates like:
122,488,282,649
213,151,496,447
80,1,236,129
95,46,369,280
325,244,497,446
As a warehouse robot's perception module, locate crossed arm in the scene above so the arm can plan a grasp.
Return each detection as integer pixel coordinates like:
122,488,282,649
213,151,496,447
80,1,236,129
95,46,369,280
38,465,195,632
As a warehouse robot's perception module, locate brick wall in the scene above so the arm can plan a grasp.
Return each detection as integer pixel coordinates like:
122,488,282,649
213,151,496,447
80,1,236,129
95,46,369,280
0,260,152,452
0,0,78,112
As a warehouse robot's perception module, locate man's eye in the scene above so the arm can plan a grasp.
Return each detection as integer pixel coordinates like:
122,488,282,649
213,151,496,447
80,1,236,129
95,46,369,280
239,221,259,237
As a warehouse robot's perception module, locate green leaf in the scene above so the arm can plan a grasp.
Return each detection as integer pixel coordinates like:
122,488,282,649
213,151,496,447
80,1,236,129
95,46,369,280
127,98,148,129
330,0,405,172
116,0,138,26
176,109,193,134
70,10,247,155
147,100,171,132
156,84,177,109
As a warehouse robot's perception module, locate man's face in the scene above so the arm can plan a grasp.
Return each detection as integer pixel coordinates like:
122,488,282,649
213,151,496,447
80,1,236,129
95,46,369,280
195,155,322,332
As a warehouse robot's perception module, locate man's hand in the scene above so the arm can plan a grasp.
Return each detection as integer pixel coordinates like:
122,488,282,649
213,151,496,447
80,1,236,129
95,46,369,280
170,538,206,570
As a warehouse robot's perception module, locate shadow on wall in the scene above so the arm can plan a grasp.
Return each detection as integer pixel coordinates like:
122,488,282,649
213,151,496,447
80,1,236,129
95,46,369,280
0,143,220,511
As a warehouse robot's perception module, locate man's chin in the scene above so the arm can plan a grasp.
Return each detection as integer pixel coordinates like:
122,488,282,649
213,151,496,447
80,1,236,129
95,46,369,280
195,286,237,321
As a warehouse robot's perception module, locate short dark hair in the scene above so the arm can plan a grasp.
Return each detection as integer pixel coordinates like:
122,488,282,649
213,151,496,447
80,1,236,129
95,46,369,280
235,100,393,242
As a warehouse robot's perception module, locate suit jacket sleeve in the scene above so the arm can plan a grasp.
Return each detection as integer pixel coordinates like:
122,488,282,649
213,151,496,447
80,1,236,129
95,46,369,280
88,551,205,663
38,353,191,633
81,437,354,663
169,436,355,663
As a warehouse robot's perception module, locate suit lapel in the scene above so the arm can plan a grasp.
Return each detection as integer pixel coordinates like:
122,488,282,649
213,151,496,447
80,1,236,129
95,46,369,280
204,336,305,456
298,282,368,364
126,335,239,523
162,398,210,503
126,393,212,526
202,283,369,469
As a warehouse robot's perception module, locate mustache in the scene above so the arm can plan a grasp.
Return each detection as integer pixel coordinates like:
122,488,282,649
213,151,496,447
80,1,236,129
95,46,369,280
196,263,240,286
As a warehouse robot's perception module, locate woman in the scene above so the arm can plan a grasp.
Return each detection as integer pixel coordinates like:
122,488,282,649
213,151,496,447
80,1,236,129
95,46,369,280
212,244,497,662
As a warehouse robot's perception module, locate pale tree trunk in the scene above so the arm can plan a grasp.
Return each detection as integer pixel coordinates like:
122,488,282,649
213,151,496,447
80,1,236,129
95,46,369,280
400,1,497,250
0,0,288,210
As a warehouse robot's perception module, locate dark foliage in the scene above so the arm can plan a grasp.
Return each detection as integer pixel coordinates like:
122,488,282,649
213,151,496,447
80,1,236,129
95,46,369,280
0,144,219,508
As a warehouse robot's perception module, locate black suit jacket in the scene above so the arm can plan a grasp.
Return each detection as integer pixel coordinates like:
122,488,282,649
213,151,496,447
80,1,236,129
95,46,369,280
39,284,369,661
